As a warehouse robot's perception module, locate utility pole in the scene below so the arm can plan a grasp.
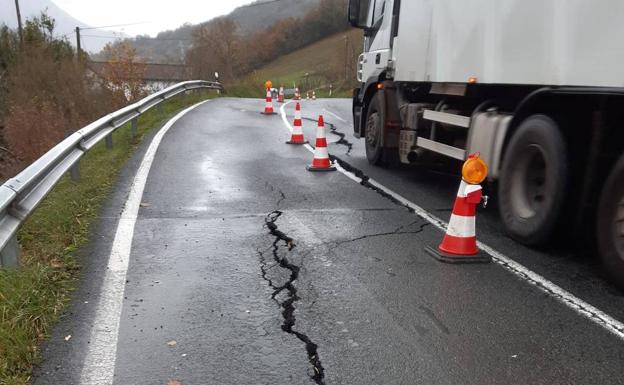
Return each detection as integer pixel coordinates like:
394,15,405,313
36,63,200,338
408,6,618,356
14,0,23,45
75,27,82,62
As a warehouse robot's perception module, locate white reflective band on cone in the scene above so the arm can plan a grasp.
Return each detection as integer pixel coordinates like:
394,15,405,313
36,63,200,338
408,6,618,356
314,146,329,159
316,125,326,139
446,214,476,237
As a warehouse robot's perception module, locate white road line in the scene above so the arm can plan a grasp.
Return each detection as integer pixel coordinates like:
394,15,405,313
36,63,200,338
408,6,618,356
280,100,295,133
280,101,624,341
80,100,210,385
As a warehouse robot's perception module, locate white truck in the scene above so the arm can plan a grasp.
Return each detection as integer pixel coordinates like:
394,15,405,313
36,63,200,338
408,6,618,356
348,0,624,287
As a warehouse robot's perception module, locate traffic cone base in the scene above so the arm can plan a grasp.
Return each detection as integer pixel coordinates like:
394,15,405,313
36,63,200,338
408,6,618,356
425,246,491,264
307,164,337,172
261,111,277,115
286,138,308,145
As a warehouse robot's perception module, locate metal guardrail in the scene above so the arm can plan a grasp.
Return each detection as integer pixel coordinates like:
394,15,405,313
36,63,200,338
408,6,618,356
0,80,222,267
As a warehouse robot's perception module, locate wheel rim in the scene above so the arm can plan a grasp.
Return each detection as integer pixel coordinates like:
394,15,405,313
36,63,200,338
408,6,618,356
366,112,380,148
509,144,547,219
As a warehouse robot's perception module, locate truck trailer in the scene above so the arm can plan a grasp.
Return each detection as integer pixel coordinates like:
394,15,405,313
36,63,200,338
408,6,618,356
348,0,624,287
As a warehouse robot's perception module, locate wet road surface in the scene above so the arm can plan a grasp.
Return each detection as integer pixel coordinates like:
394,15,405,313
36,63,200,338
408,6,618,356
32,98,624,385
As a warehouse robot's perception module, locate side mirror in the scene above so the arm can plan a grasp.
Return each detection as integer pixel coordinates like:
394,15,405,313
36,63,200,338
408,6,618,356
348,0,371,29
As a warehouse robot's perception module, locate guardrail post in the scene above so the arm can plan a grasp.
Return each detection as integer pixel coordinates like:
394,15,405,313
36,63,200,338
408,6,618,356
0,234,19,268
105,133,113,149
131,117,138,142
70,161,80,181
65,130,81,181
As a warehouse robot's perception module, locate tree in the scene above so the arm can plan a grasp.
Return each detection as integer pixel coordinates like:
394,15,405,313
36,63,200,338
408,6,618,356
101,41,147,102
2,12,117,170
187,18,242,81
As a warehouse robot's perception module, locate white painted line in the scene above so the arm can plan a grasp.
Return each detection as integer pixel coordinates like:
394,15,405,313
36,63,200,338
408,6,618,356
280,100,295,134
279,103,624,341
80,100,211,385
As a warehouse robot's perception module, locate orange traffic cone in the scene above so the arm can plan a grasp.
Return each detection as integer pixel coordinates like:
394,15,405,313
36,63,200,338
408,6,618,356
287,103,308,145
307,115,336,172
294,87,301,100
262,88,275,115
312,91,317,101
278,86,285,103
426,154,491,263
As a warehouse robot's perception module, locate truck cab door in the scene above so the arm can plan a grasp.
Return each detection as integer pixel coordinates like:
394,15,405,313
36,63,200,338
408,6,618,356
361,0,394,81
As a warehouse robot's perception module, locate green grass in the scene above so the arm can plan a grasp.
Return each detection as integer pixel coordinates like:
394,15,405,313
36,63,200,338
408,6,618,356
227,28,362,98
0,90,216,385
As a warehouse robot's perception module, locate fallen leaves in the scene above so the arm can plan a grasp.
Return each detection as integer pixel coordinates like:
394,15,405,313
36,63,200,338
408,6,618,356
50,259,64,269
167,380,181,385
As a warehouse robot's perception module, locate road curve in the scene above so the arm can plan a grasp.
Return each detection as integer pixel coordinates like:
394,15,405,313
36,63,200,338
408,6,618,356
32,97,624,385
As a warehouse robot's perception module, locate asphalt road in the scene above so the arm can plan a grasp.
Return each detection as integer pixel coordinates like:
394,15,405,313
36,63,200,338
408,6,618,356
32,97,624,385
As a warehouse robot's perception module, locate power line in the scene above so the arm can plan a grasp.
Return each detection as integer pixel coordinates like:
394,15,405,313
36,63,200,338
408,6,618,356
241,0,284,8
79,22,150,31
81,34,192,42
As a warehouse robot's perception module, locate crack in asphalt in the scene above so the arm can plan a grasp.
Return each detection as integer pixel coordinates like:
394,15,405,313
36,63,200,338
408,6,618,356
303,117,353,155
300,119,428,220
329,154,424,214
297,123,435,248
260,210,326,385
328,219,430,251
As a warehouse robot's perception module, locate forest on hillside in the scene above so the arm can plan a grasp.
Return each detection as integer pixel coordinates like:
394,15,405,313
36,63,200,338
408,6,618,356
186,0,350,81
93,0,324,64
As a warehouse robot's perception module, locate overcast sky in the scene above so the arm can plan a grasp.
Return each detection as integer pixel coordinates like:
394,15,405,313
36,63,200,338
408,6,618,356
51,0,253,36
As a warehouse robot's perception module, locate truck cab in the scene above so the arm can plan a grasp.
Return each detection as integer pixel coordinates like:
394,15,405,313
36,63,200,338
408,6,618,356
350,0,395,83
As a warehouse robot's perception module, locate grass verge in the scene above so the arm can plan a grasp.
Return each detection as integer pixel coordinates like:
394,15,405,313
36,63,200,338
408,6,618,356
0,90,215,385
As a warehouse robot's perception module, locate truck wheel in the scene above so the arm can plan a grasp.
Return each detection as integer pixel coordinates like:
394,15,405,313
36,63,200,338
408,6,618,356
365,93,384,165
498,114,568,245
597,154,624,288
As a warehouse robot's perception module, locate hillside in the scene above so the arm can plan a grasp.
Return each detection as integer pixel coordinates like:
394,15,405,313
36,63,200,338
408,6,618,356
113,0,322,63
228,28,363,97
0,0,122,52
230,0,321,34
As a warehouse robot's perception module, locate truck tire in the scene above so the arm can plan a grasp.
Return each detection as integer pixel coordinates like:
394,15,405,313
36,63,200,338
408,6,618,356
365,92,384,165
597,154,624,288
498,114,568,245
